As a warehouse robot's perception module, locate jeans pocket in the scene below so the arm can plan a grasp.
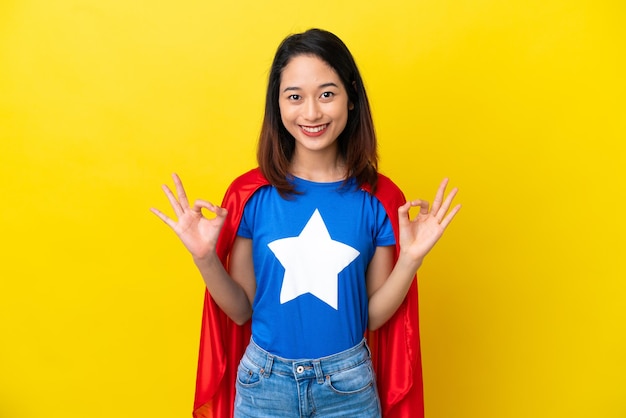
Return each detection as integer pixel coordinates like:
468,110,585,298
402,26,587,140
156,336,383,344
325,360,375,394
236,361,262,387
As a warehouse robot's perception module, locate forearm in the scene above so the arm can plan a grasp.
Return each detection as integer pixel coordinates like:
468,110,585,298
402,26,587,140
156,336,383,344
193,254,252,325
368,255,422,331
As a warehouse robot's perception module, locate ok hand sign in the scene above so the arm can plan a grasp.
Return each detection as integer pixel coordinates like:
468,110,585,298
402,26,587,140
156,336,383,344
398,178,461,264
151,174,227,261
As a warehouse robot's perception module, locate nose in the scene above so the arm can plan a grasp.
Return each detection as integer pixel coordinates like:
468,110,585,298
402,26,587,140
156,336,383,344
303,99,322,121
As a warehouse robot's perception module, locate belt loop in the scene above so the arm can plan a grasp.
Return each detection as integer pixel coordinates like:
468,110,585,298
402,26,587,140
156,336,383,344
313,361,324,384
364,339,372,358
263,354,274,377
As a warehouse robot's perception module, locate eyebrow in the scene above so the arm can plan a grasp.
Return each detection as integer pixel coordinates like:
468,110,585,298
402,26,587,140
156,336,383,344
282,82,340,93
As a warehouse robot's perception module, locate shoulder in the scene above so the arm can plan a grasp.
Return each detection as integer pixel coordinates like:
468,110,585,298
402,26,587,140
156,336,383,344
367,174,406,230
375,173,403,197
221,168,270,209
228,167,269,190
363,173,405,206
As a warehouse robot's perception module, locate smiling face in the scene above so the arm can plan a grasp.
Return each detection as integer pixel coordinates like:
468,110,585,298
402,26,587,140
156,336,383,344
278,54,352,161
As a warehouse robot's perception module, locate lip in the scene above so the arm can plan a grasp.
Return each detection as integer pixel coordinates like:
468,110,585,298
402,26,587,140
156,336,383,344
299,123,329,137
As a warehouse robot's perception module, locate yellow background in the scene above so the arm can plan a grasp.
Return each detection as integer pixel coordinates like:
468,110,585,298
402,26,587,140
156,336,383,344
1,0,624,417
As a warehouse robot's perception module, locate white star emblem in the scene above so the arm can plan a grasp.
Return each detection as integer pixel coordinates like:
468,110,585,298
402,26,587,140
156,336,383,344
267,209,360,310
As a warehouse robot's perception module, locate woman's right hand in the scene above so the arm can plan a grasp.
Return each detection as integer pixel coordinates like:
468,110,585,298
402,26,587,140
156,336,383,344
151,173,227,260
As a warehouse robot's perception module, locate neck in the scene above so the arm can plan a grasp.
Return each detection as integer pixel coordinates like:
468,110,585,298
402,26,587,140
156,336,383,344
289,151,347,183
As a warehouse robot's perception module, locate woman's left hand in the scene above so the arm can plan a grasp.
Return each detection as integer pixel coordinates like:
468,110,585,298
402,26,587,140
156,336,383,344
398,178,461,265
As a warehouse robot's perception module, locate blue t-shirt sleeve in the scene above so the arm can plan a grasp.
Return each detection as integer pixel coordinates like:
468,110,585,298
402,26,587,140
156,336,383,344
237,194,255,239
374,200,396,247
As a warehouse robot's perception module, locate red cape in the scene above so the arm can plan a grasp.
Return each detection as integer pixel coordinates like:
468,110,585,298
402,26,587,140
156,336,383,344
192,168,423,418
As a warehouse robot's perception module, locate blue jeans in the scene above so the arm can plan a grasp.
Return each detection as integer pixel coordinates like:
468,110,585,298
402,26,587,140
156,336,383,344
234,338,382,417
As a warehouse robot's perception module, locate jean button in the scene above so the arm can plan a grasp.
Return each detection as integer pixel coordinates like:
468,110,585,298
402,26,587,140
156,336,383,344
296,365,304,373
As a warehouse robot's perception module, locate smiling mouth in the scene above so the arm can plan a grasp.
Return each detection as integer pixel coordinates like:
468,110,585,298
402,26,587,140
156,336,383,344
300,124,328,133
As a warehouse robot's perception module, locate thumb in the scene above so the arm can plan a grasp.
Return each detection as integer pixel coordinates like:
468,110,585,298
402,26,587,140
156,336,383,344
398,201,412,228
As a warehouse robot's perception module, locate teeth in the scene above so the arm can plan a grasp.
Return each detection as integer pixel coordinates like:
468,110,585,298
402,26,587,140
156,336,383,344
301,124,327,133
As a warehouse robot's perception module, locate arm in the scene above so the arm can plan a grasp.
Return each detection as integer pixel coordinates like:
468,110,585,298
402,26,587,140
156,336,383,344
367,178,461,331
192,237,255,325
151,173,255,325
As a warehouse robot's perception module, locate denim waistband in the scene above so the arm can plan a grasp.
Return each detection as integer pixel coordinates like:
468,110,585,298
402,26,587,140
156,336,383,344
243,338,371,382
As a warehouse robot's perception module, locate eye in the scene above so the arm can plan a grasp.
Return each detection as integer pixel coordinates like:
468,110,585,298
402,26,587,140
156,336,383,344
320,91,335,99
288,94,301,101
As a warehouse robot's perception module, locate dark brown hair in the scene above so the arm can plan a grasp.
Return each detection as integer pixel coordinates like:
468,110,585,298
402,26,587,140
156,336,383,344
257,28,378,196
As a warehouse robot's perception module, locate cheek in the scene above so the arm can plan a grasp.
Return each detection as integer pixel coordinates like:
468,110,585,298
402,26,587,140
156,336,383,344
331,105,349,126
278,103,294,124
278,108,299,136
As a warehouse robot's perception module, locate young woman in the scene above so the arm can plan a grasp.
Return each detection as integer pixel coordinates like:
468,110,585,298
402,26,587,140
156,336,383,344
152,28,460,418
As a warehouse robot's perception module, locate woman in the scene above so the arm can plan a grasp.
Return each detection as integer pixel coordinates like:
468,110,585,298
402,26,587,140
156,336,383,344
152,28,460,417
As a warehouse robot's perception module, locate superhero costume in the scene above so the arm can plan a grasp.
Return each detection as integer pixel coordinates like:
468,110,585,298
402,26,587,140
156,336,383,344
192,168,424,418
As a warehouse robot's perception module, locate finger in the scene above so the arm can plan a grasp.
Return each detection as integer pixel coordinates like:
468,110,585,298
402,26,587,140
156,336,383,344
161,184,184,217
412,199,429,217
150,207,177,229
430,178,449,214
397,201,412,228
172,173,191,209
402,199,430,221
439,203,462,229
436,187,459,223
193,199,228,218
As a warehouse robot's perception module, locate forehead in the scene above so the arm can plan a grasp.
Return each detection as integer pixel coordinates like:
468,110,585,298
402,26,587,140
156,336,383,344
279,54,342,88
